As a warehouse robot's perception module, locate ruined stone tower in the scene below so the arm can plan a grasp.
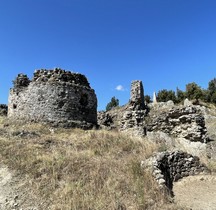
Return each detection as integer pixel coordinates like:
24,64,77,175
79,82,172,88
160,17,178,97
98,80,147,136
8,68,97,128
130,80,145,110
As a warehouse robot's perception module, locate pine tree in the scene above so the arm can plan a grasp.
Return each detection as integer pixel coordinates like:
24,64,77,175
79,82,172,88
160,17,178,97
106,97,119,111
185,82,203,100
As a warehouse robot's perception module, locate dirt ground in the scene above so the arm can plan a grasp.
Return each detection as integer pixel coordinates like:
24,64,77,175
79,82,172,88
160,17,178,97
0,165,46,210
1,165,216,210
173,174,216,210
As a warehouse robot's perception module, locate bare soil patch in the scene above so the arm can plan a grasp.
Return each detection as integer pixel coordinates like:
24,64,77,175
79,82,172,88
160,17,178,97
173,175,216,210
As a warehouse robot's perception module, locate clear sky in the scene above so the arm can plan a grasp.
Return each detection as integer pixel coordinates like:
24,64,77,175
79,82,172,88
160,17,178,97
0,0,216,110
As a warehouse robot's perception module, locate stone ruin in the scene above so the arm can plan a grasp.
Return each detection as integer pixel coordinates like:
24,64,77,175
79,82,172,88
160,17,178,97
129,80,145,110
142,150,208,195
98,80,148,136
147,106,208,143
97,80,212,196
8,68,97,128
97,80,216,176
98,80,209,144
6,72,215,197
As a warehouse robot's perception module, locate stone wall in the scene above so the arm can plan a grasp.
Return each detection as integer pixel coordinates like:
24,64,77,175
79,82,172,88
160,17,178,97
147,106,208,143
130,80,145,110
98,80,210,146
142,150,208,194
98,80,147,136
0,104,8,116
8,68,97,128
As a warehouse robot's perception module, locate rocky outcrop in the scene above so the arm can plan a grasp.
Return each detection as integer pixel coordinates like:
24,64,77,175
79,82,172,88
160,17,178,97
147,106,208,143
0,104,8,116
142,150,208,194
8,68,97,128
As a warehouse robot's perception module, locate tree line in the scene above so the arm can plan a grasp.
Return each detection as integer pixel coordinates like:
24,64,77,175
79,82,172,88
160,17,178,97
105,77,216,111
149,77,216,104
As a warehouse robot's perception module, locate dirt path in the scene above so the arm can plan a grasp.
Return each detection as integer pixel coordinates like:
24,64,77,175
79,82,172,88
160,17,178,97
173,175,216,210
0,166,19,210
0,165,43,210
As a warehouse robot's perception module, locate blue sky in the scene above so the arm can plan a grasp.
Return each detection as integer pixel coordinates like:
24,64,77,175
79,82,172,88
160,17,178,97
0,0,216,110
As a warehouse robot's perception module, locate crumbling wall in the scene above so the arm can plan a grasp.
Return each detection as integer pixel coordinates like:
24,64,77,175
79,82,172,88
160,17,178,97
142,151,208,195
8,68,97,128
147,106,208,143
98,80,147,136
98,81,209,143
130,80,145,110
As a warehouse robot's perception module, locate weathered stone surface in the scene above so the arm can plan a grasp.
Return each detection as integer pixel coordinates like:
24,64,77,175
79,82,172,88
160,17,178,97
147,106,208,143
12,74,30,90
97,111,117,130
148,100,175,110
98,80,147,136
98,107,147,135
8,68,97,128
98,79,214,160
184,98,192,106
119,109,147,136
0,104,8,116
199,105,216,159
142,150,209,195
129,80,145,110
153,92,157,104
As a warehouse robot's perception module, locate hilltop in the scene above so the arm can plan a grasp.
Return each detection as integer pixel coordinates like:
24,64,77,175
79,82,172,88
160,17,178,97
0,100,216,209
0,70,216,209
0,115,176,210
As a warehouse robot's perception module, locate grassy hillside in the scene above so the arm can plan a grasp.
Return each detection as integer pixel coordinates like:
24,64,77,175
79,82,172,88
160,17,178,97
0,116,180,210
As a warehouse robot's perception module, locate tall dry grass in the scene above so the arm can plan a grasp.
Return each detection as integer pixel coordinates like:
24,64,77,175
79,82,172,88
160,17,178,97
0,117,175,210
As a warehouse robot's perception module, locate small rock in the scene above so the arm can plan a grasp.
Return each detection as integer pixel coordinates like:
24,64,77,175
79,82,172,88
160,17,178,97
158,178,166,185
14,195,19,200
13,202,18,207
184,98,192,106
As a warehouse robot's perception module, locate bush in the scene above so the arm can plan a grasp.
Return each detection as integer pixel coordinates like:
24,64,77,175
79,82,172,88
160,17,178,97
157,89,176,103
144,95,152,104
211,92,216,104
185,82,203,100
176,88,185,103
207,78,216,104
106,97,119,111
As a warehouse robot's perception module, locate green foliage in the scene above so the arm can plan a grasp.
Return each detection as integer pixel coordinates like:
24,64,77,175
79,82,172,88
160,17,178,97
106,96,119,111
211,92,216,104
144,95,152,104
176,88,185,103
207,78,216,104
157,89,176,102
202,89,210,102
153,77,216,105
208,78,216,93
185,82,203,100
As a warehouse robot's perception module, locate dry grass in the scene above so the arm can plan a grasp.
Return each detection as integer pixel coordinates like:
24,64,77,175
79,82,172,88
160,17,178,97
0,117,176,210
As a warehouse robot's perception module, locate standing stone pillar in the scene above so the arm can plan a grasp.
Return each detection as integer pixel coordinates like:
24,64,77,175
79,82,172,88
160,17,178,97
153,92,157,104
130,80,145,110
